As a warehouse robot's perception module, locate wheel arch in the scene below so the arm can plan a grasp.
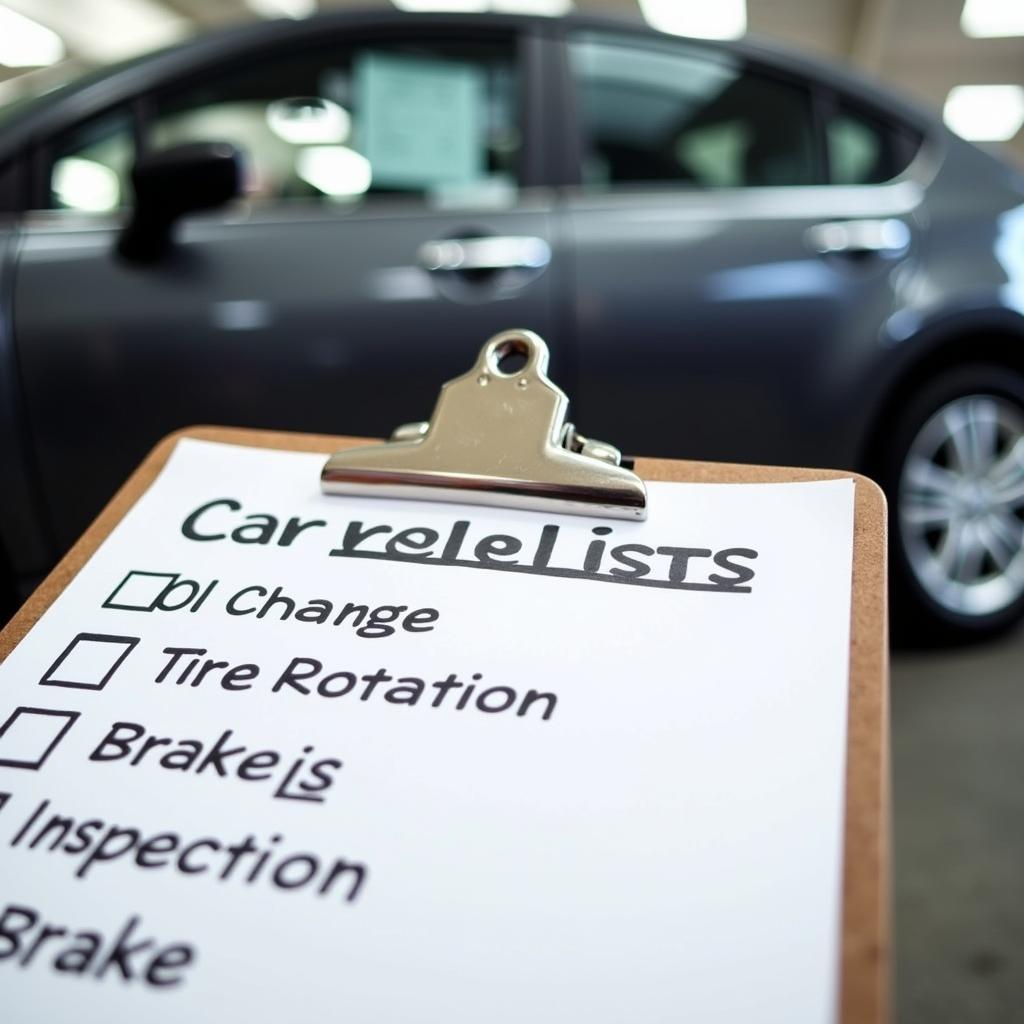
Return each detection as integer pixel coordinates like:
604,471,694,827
858,312,1024,477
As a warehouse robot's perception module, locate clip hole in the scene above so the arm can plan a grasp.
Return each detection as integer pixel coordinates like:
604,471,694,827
489,337,531,377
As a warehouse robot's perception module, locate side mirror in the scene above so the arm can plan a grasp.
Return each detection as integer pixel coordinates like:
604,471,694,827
118,141,242,263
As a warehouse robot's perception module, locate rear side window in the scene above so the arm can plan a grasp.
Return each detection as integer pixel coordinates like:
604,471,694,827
826,103,921,185
147,36,521,207
569,33,821,190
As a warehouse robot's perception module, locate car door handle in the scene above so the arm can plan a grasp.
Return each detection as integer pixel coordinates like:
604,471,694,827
417,236,552,273
806,218,911,258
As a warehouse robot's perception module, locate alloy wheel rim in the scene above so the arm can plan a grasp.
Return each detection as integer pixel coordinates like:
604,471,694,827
899,394,1024,618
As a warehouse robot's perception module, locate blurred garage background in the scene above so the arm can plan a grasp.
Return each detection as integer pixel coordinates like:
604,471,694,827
0,2,1023,1021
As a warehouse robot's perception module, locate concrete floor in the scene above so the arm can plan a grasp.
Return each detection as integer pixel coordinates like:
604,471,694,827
893,628,1024,1022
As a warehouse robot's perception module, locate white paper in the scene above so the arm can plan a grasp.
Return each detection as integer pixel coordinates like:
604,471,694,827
0,439,856,1023
355,51,485,188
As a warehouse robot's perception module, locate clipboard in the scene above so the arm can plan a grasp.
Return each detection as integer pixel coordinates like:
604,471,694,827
0,332,889,1024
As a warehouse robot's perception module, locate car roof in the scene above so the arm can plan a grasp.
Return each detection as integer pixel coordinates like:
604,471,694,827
0,8,942,163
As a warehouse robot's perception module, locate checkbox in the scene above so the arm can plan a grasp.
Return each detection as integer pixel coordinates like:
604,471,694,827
40,633,139,692
0,708,79,770
103,571,214,613
103,570,179,612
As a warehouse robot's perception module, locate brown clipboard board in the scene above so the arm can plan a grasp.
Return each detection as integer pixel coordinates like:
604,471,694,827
0,424,891,1024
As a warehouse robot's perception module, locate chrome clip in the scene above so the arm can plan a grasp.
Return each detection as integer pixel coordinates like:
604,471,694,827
321,329,647,520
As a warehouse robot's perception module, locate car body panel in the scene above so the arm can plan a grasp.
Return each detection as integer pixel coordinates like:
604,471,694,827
14,195,565,552
849,136,1024,458
564,178,927,467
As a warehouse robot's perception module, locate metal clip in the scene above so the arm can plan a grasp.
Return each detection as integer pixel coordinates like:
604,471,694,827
321,329,647,520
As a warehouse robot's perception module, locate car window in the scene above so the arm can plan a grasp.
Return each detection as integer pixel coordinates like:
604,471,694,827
568,33,821,190
48,110,135,212
147,37,520,207
826,104,919,185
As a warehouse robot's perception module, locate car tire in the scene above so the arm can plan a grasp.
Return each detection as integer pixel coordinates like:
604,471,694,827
879,363,1024,645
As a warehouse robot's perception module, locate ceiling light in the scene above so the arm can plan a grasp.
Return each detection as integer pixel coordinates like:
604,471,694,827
0,6,64,67
944,85,1024,141
247,0,317,18
267,97,350,145
296,146,372,197
391,1,488,11
491,0,572,12
5,0,190,63
391,0,570,10
961,0,1024,38
639,0,746,39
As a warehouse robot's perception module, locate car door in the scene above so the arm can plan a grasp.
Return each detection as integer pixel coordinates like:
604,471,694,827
561,29,923,468
14,24,563,552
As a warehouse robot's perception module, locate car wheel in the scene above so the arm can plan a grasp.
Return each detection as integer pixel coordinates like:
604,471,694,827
881,364,1024,643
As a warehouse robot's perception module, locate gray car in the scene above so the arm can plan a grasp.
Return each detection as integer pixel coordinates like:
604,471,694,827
1,10,1023,641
